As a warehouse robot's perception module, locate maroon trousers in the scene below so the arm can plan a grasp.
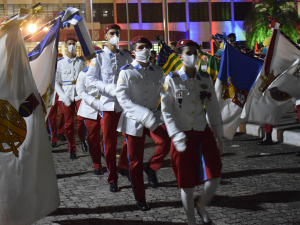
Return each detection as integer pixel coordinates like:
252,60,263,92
84,115,102,169
62,100,86,153
125,124,171,201
101,111,122,183
47,94,65,143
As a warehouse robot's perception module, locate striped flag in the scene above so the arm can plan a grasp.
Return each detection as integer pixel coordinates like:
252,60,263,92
157,39,182,75
199,51,220,84
61,7,95,60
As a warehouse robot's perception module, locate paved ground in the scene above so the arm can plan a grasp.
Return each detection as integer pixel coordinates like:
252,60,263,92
35,132,300,225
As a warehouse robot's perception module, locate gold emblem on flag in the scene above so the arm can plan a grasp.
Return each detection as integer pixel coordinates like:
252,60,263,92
221,77,235,100
0,100,27,157
42,84,54,110
258,70,280,93
162,82,169,91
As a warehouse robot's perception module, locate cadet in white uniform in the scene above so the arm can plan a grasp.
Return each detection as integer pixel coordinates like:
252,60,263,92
76,46,103,175
116,36,171,211
55,36,87,159
161,39,223,225
87,24,132,192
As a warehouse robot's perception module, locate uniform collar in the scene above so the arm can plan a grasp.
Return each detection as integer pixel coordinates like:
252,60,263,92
104,46,123,58
65,55,77,64
131,60,154,71
177,66,201,81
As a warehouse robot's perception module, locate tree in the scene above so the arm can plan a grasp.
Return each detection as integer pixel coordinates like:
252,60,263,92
243,0,300,49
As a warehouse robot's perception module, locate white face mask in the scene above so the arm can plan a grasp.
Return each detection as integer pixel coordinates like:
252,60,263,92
109,35,119,46
135,48,151,63
181,54,198,68
68,45,76,54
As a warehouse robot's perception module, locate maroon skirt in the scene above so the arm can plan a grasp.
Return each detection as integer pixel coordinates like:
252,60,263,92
170,126,222,188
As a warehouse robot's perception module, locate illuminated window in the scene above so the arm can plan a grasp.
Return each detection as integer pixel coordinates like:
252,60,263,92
7,4,32,16
93,3,114,24
117,3,138,23
142,3,163,23
234,2,252,21
168,3,186,22
62,4,86,19
189,3,209,22
211,2,231,21
38,4,59,23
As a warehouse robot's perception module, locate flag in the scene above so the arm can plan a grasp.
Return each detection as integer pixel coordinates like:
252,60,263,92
215,42,263,139
157,38,182,75
28,18,61,119
61,7,95,59
242,24,300,125
0,11,59,225
199,52,221,84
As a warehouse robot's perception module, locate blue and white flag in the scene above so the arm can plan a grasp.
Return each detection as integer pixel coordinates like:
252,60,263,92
28,18,60,119
61,7,95,59
215,42,263,139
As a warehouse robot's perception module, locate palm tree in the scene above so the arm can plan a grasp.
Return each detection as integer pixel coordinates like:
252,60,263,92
243,0,300,49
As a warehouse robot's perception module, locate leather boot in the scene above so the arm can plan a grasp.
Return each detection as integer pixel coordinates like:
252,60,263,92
257,133,273,145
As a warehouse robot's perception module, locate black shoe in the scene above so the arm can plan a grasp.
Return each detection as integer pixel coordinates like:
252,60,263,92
196,203,212,225
81,140,89,152
59,133,67,142
109,180,119,192
120,169,131,182
257,139,273,145
136,198,151,211
94,168,103,175
295,151,300,156
101,152,105,158
70,152,78,160
145,165,158,188
51,142,58,148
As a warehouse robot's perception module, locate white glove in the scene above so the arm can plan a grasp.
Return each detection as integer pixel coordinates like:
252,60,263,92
173,132,187,152
216,137,224,155
104,84,116,97
61,95,71,107
91,99,100,110
140,110,157,130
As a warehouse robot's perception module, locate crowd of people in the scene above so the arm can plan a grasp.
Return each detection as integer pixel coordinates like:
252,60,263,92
45,23,299,225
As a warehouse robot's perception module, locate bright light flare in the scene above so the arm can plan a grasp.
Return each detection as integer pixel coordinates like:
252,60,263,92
43,27,49,32
27,24,37,33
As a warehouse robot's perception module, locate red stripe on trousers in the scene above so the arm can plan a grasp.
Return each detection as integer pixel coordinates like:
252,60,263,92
264,124,273,133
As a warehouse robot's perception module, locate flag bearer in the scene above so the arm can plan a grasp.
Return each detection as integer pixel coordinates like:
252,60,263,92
55,36,88,159
76,46,104,174
161,39,223,225
87,24,132,192
116,36,171,211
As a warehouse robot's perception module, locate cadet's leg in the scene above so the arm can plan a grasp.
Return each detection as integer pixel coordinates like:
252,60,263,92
58,99,65,135
63,101,77,153
118,138,129,170
76,100,87,141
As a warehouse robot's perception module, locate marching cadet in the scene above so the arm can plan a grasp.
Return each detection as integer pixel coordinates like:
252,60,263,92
160,39,223,225
87,24,132,192
76,46,103,175
116,36,171,211
47,93,66,148
55,36,88,159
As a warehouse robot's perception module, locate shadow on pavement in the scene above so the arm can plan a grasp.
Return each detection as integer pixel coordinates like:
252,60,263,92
52,218,187,225
210,190,300,211
246,151,297,158
221,153,236,157
52,149,69,153
222,167,300,179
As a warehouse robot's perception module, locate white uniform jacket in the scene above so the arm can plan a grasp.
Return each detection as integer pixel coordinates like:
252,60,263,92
55,55,86,102
86,46,132,112
76,67,101,120
116,60,165,137
161,66,223,138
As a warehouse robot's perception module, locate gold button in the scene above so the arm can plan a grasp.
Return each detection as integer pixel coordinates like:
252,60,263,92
191,111,194,114
192,101,195,103
145,98,147,101
190,122,193,125
192,89,194,92
145,91,148,93
146,82,148,84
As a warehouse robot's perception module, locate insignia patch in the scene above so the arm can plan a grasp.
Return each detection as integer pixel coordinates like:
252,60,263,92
269,87,292,101
118,77,123,84
67,59,72,64
162,82,169,91
232,88,248,108
91,60,96,67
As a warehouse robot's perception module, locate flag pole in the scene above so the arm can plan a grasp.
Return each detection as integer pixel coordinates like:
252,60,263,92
126,0,130,50
90,0,94,43
23,15,61,41
162,0,169,45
